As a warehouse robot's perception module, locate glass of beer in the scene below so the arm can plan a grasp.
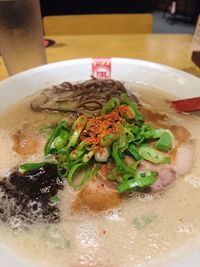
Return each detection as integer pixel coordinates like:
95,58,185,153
0,0,46,76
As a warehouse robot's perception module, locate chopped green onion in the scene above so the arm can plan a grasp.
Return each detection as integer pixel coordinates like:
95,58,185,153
155,130,175,152
138,146,171,164
103,133,114,141
101,133,118,147
124,127,134,143
70,141,87,160
150,128,165,139
67,163,98,189
82,151,94,163
111,133,132,173
120,94,144,123
119,105,135,120
127,144,141,161
101,98,120,114
67,131,80,148
133,213,157,229
50,195,59,204
139,125,164,140
68,115,87,147
107,167,120,181
90,164,100,177
57,161,68,180
118,170,158,193
44,121,69,156
19,162,46,172
39,125,56,136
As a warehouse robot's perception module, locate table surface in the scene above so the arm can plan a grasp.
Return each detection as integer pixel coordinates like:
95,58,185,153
0,33,200,81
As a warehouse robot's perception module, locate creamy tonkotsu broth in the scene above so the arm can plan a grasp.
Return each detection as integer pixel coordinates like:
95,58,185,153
0,82,200,267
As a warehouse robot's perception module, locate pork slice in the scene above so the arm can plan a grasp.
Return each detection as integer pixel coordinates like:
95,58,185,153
139,140,194,193
12,128,45,158
139,160,176,193
172,141,194,176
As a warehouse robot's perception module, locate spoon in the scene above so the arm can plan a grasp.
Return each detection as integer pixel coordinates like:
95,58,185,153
170,96,200,113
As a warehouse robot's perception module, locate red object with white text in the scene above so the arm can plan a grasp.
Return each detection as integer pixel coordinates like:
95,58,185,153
92,58,111,79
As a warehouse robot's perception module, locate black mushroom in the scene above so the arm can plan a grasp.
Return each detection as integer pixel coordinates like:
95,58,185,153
0,163,63,229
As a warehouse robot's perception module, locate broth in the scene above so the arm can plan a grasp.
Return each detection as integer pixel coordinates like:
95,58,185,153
0,83,200,267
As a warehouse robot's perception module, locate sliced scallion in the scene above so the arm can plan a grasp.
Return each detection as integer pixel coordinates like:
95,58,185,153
50,195,59,204
118,170,158,193
138,146,171,164
154,130,175,152
19,162,46,173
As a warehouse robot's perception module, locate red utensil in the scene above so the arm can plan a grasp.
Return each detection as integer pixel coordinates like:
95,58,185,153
170,96,200,113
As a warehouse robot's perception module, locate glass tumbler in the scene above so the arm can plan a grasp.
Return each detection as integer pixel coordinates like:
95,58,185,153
0,0,46,75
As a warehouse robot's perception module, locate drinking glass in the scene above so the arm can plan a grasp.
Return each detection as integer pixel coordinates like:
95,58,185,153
0,0,46,75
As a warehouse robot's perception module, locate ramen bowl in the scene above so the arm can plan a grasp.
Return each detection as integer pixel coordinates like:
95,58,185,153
0,58,200,267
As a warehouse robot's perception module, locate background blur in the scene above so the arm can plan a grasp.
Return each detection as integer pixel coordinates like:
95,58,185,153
40,0,199,34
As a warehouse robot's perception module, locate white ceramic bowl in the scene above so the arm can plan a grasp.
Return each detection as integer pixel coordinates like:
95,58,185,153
0,58,200,267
